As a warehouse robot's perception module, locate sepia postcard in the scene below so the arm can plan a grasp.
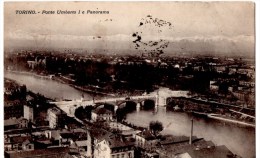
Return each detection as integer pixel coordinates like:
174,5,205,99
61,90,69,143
3,1,255,158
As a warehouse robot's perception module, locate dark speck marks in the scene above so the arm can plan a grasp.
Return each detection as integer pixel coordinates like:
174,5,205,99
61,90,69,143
98,19,113,23
132,15,174,57
133,35,141,43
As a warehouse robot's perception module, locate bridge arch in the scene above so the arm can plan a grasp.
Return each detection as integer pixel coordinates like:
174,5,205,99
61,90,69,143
117,100,137,112
142,99,156,110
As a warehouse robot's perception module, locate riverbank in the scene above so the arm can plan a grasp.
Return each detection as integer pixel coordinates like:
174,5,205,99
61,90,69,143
192,111,255,127
207,113,255,127
166,95,255,128
5,70,51,80
73,85,115,96
5,70,116,97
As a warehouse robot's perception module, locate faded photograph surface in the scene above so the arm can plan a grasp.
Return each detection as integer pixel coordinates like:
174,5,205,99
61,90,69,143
4,2,255,158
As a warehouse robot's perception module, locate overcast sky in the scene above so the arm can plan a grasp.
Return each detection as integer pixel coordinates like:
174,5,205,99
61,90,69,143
4,2,255,56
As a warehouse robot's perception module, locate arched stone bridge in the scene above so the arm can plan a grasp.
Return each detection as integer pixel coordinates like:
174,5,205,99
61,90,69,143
50,88,190,116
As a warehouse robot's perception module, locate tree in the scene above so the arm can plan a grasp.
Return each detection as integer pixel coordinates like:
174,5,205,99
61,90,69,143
75,106,87,120
74,106,93,120
149,121,164,137
116,108,127,122
85,106,93,120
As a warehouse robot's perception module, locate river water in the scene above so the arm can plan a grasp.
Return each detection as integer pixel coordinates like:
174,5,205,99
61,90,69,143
5,71,94,100
5,71,255,158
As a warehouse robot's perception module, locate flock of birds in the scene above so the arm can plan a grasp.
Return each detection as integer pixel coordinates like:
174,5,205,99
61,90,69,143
132,15,174,57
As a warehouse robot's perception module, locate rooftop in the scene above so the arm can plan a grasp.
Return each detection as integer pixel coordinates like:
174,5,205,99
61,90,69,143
108,135,135,149
75,140,88,147
10,135,32,144
51,130,61,140
160,135,199,145
4,119,19,126
136,130,157,140
89,128,112,142
5,147,70,158
185,145,236,158
158,138,237,158
48,107,66,115
60,129,89,141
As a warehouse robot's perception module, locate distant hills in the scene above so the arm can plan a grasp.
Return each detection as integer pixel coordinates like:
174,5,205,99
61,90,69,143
4,33,254,58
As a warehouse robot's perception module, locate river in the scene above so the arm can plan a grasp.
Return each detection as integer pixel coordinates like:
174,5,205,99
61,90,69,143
5,71,255,158
127,109,255,158
5,71,94,100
